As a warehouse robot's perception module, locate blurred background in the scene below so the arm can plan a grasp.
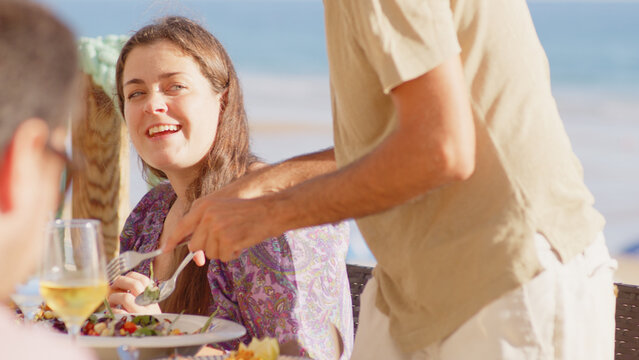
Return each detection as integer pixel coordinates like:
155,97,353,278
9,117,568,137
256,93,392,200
37,0,639,272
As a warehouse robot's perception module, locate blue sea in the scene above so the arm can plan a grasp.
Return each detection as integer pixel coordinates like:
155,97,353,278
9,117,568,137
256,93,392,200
37,0,639,263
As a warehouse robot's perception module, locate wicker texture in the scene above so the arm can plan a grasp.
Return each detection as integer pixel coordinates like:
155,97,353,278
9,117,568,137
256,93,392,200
616,283,639,359
346,264,374,333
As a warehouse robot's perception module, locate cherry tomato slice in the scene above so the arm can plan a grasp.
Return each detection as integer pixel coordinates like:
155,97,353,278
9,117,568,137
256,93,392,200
122,321,137,334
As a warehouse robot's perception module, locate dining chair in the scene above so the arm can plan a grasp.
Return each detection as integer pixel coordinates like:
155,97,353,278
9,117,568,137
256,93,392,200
615,283,639,359
346,264,374,334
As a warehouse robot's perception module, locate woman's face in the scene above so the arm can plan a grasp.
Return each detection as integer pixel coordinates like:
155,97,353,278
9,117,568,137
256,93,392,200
122,40,221,176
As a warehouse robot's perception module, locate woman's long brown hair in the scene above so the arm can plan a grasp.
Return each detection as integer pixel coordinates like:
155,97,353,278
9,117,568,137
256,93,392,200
115,16,257,315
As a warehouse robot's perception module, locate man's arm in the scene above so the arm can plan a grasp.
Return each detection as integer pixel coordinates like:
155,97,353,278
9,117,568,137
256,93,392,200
215,148,336,199
169,55,476,262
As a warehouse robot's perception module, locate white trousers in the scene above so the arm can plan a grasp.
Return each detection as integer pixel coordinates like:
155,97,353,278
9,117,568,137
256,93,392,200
351,233,617,360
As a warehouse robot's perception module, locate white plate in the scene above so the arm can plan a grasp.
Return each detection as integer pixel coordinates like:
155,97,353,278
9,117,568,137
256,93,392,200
154,356,309,360
77,313,245,360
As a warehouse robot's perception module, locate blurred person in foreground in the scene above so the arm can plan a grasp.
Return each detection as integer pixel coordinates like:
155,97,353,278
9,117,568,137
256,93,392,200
0,1,95,359
166,1,616,359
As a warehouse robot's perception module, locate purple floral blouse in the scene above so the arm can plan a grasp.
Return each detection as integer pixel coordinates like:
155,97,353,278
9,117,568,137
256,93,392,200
120,183,353,360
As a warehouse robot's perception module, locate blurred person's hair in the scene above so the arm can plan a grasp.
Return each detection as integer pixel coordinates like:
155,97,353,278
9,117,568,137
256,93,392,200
115,16,257,316
0,0,82,150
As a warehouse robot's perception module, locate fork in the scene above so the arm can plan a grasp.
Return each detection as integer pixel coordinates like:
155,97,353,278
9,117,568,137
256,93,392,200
106,248,163,283
135,252,195,306
107,242,189,283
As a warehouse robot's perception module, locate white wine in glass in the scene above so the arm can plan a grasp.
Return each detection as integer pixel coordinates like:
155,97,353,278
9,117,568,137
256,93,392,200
40,219,108,340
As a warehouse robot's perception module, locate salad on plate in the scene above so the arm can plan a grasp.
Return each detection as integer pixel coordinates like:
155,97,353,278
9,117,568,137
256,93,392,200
15,300,216,337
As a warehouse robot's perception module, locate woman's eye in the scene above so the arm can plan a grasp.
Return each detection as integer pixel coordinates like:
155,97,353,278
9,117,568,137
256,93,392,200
127,91,143,100
168,84,186,92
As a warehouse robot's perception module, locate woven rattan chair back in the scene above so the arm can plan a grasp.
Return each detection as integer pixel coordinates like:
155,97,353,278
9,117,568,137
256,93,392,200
346,264,374,333
616,283,639,359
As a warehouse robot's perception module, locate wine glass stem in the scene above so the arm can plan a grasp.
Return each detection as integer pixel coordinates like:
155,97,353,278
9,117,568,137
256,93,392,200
67,324,82,342
24,311,36,322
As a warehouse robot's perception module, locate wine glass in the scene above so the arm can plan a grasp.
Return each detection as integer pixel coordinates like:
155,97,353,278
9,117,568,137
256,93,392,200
11,275,42,322
39,219,108,340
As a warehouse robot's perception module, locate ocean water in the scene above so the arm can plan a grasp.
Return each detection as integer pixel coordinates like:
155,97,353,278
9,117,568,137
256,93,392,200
38,0,639,262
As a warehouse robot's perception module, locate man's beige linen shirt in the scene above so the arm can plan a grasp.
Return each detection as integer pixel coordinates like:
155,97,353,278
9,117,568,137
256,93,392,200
323,0,605,352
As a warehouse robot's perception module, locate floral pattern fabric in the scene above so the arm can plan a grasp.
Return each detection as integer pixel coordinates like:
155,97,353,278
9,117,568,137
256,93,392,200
120,183,353,360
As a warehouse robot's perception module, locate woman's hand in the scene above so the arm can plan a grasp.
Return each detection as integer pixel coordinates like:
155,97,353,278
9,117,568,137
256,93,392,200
108,272,161,314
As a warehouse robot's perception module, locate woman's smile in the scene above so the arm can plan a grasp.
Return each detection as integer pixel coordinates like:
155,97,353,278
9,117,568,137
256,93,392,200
147,124,182,138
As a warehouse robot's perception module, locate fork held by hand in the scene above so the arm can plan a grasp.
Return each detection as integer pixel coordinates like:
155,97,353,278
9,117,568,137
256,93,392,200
107,243,189,283
135,252,195,306
106,248,163,283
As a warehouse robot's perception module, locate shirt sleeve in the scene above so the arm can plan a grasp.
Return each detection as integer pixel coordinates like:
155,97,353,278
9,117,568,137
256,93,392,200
346,0,461,94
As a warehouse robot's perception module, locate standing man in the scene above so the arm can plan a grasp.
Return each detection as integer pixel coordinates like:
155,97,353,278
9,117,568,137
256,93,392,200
0,1,95,358
168,1,616,359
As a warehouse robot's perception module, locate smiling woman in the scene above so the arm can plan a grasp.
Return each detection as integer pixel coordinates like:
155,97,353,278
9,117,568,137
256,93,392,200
121,40,223,178
107,16,353,360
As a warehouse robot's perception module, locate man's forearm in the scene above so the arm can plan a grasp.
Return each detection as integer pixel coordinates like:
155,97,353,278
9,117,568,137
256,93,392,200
267,124,471,234
240,148,336,198
266,56,475,234
223,148,336,199
261,147,336,190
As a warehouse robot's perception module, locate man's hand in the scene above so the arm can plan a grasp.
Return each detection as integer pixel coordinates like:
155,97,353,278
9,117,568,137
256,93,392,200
163,150,335,263
167,196,280,263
